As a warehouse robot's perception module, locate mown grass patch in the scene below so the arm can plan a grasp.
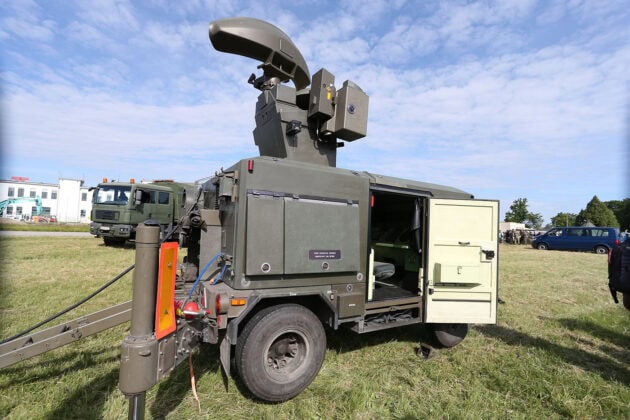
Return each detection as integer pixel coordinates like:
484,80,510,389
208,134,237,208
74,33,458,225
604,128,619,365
0,240,628,419
0,222,90,232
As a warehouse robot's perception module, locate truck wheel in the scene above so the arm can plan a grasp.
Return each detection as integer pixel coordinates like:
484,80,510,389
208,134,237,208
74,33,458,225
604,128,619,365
623,293,630,311
430,323,468,348
594,245,608,255
103,237,125,246
537,243,548,250
235,304,326,402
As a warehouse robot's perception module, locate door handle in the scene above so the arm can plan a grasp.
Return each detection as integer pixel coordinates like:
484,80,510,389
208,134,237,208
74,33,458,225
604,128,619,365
482,250,495,260
458,241,470,246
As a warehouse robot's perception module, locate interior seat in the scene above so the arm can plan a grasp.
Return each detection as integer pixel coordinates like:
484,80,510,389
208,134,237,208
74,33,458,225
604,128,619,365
373,261,395,282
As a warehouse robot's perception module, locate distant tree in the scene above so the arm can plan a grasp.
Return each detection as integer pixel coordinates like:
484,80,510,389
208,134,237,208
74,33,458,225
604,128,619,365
551,212,577,227
505,198,544,228
525,212,544,229
604,198,630,231
575,196,619,227
504,198,529,223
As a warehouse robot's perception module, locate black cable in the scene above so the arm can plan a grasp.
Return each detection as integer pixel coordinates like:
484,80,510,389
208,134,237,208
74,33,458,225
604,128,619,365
1,185,204,346
0,264,135,345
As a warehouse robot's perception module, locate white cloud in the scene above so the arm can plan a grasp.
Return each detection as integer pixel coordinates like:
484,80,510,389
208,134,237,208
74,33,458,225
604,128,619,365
64,21,110,48
143,20,207,52
3,78,259,182
536,0,567,24
373,19,439,63
1,14,56,42
2,0,629,222
75,0,139,31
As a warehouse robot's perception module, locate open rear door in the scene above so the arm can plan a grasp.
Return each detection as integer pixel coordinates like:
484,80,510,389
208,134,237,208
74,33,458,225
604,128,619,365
424,199,498,324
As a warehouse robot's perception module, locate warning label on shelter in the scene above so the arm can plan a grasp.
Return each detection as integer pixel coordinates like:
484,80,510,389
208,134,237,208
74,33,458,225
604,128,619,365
309,250,341,260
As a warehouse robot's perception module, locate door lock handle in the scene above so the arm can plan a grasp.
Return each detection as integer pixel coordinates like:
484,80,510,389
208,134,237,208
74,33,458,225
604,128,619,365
482,250,495,260
458,241,470,246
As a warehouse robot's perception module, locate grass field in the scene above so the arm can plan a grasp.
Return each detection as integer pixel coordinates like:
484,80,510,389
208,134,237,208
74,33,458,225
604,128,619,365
0,238,628,419
0,222,90,232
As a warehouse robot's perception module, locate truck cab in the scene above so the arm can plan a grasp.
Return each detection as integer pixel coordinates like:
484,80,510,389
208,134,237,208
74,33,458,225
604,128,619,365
90,180,191,245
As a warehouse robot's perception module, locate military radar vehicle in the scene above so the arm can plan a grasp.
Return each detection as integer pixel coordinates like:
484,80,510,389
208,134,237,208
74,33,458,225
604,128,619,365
117,17,499,406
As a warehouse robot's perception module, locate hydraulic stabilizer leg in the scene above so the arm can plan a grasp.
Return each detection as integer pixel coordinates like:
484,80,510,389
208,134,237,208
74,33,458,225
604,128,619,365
119,222,161,420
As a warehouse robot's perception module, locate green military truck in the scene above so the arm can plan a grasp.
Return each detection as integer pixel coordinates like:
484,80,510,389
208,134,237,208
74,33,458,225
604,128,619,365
90,180,194,245
118,18,500,408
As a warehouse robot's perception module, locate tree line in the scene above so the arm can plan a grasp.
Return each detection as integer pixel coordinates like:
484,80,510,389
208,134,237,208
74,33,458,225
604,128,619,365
504,196,630,231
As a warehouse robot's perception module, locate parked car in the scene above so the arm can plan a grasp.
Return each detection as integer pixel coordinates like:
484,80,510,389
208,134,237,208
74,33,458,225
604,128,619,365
532,226,621,254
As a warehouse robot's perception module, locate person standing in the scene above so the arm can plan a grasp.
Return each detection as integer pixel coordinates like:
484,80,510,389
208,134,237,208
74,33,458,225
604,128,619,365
608,235,630,311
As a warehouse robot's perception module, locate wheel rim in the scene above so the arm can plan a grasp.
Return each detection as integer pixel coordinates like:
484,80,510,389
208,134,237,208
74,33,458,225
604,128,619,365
596,247,607,254
264,330,309,380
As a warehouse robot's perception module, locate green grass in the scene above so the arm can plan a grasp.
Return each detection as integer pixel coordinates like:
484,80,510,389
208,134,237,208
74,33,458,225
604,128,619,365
0,240,628,419
0,222,90,232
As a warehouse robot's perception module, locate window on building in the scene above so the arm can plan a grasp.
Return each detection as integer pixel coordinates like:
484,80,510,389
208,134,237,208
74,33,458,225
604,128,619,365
16,206,22,215
80,209,86,218
30,190,36,198
17,188,24,197
51,191,57,199
158,192,170,204
42,191,48,199
42,207,51,216
6,207,13,215
81,192,87,201
8,187,14,197
32,206,38,214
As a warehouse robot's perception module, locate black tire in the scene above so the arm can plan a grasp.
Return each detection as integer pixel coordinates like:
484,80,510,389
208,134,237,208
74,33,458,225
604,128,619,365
537,243,548,250
103,237,126,246
235,304,326,402
622,293,630,312
594,246,608,255
430,323,469,348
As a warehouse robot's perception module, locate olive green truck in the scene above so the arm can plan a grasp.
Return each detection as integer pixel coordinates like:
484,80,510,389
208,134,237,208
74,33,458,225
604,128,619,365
90,180,194,245
0,18,499,416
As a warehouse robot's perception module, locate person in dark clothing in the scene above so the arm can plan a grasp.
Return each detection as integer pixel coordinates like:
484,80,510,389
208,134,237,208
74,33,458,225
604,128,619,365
608,235,630,311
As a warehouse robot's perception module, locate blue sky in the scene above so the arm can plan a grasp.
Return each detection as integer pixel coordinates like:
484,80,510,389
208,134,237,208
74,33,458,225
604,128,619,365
1,0,628,224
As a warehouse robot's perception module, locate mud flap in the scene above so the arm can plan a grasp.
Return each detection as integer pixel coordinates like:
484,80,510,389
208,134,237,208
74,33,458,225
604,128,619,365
220,335,231,377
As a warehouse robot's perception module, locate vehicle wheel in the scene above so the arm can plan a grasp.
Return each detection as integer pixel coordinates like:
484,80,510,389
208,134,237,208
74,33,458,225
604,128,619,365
594,246,608,255
430,323,469,348
235,304,326,402
622,293,630,311
537,243,548,250
103,237,125,246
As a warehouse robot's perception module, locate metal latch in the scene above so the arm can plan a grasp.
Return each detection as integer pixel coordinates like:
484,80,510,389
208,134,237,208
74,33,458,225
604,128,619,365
286,120,302,135
482,250,495,260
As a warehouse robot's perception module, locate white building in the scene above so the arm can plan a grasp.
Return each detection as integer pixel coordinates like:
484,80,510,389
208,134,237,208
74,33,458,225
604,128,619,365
0,177,93,223
499,222,527,232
